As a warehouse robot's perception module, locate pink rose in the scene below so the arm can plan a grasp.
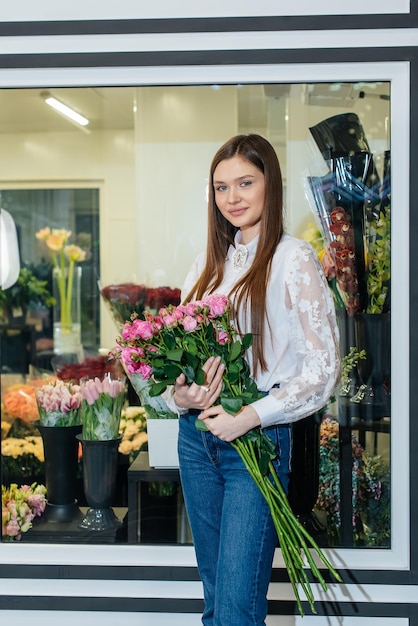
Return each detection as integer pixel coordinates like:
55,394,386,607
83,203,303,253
161,314,177,327
134,320,154,340
120,347,146,374
181,315,198,332
204,294,229,318
153,316,163,331
172,306,185,320
217,331,228,344
137,362,153,380
182,301,203,316
121,319,154,342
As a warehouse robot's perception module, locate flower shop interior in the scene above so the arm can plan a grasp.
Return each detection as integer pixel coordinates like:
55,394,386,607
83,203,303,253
1,78,392,547
0,4,416,624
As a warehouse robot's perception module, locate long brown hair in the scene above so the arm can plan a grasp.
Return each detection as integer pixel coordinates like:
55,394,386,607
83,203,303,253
184,134,284,374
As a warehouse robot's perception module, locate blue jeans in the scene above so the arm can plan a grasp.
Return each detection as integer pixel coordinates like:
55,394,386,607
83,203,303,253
178,413,292,626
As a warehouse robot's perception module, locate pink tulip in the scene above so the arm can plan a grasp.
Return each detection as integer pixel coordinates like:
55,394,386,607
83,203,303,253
82,378,101,405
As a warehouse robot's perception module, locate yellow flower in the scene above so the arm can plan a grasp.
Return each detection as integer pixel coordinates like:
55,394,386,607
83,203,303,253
64,244,87,263
300,222,324,254
35,226,86,327
36,227,72,251
35,227,51,242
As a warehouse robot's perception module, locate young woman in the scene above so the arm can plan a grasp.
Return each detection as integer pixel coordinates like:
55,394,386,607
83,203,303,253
168,134,340,625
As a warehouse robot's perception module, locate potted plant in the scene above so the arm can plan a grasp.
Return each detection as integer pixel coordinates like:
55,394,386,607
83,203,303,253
0,265,55,325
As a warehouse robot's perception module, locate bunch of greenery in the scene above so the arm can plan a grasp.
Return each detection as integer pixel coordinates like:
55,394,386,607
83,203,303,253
366,206,391,313
0,264,55,321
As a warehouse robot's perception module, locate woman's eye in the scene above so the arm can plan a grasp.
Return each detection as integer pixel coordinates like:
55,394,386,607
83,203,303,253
240,180,252,187
216,185,227,192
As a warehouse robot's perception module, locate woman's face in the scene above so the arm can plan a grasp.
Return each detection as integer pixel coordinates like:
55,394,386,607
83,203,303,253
213,155,265,244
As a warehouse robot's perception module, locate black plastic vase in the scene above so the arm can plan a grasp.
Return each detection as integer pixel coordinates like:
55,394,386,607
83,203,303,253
288,413,321,517
350,312,391,419
36,422,82,523
77,436,123,531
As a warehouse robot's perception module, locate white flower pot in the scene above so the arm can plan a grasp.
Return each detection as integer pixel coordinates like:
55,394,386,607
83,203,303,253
146,418,179,468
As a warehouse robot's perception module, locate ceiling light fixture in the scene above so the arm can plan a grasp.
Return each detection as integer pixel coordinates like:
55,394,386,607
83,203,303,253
41,91,90,129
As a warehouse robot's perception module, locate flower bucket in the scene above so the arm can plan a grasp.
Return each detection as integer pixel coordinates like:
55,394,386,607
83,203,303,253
147,418,179,469
36,421,82,523
77,435,123,531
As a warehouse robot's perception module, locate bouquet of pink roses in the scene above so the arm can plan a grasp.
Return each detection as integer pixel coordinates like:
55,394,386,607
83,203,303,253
114,293,341,615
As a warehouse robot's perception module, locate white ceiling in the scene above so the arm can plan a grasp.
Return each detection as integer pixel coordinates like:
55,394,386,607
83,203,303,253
0,87,136,133
0,82,390,135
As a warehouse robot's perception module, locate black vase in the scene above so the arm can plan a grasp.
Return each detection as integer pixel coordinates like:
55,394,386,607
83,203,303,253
288,413,321,518
36,422,82,523
350,312,391,419
77,436,122,531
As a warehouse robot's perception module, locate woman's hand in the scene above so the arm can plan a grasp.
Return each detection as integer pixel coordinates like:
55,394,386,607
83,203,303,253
198,404,261,442
173,356,224,411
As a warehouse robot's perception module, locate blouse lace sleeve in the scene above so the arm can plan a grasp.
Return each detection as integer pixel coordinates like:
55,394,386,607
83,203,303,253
251,244,341,428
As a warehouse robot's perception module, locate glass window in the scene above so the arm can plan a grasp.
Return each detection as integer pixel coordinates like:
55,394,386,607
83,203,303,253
0,81,392,550
0,187,100,355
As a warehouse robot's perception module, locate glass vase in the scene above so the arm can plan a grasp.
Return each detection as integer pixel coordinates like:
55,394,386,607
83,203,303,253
53,265,84,360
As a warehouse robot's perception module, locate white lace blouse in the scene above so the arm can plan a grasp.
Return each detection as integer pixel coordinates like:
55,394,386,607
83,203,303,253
178,232,341,429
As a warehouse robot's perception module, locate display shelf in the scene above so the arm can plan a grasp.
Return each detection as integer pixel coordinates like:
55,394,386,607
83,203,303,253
0,323,36,374
20,507,127,543
127,452,190,545
337,397,390,547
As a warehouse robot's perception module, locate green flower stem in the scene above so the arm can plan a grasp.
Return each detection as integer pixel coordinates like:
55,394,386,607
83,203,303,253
268,464,341,581
53,251,71,327
66,259,75,326
328,277,346,310
267,465,339,586
231,437,342,615
232,439,309,614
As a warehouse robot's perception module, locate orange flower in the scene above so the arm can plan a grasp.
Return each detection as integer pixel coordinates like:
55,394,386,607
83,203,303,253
3,379,55,423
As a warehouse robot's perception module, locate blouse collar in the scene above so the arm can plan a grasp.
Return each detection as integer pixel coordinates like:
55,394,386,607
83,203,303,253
227,231,259,271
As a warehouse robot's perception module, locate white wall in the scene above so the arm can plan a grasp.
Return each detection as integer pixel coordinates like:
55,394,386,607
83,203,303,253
134,85,238,290
0,3,414,623
0,128,136,349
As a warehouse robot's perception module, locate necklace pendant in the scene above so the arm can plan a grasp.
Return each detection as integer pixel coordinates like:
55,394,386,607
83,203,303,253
232,244,248,271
